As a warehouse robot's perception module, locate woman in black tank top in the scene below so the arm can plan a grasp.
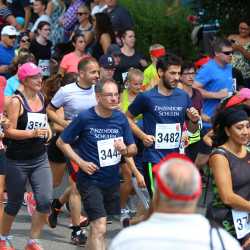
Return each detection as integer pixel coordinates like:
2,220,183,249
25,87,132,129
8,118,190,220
207,105,250,249
0,63,53,250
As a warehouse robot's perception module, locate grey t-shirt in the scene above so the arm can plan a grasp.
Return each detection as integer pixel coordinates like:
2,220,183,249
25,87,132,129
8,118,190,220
50,82,97,120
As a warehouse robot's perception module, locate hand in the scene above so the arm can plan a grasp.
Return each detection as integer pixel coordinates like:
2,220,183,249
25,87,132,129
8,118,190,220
203,129,214,147
114,138,127,155
79,160,98,175
135,172,146,188
232,43,243,52
33,128,49,138
0,115,10,129
63,120,71,128
215,88,228,99
186,107,200,123
142,134,155,147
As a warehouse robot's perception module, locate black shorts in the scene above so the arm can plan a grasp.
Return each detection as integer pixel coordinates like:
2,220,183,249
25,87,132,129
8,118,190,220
0,149,7,175
47,133,66,163
77,181,120,222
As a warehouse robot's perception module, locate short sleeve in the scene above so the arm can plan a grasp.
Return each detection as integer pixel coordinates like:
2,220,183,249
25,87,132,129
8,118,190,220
50,87,65,109
128,92,146,117
60,54,69,71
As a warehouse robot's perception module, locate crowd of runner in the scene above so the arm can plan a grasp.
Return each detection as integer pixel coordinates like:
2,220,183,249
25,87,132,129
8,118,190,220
0,0,250,250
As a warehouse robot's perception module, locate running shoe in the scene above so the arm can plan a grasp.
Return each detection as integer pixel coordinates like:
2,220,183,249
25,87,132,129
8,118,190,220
71,229,87,246
48,199,61,228
24,240,44,250
68,215,89,228
0,238,15,250
23,192,36,216
120,208,130,228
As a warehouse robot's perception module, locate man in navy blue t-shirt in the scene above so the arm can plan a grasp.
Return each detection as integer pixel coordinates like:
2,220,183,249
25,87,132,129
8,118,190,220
127,54,200,197
57,79,137,250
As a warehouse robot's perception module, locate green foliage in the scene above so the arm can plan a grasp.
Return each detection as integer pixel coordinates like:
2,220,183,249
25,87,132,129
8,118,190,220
119,0,198,60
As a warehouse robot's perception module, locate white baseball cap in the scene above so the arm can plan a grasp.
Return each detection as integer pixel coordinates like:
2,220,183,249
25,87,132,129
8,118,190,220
1,25,19,36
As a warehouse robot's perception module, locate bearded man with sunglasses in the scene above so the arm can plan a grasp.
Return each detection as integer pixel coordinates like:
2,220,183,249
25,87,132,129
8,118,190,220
0,25,18,78
194,38,234,129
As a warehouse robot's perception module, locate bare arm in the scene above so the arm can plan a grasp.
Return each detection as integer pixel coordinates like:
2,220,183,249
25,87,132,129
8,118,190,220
46,1,54,16
23,5,32,30
210,153,250,211
100,33,111,54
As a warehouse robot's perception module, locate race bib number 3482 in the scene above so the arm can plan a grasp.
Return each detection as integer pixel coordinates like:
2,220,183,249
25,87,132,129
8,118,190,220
155,123,181,149
97,137,123,167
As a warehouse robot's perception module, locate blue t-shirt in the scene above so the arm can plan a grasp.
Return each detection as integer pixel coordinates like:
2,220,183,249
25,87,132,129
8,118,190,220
60,107,135,187
128,87,191,163
4,75,20,96
195,59,233,128
0,43,15,79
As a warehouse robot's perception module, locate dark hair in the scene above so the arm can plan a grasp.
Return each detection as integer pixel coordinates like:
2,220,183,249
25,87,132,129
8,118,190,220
37,21,50,32
34,0,47,6
94,13,115,42
95,79,118,93
78,56,97,71
212,37,232,54
71,33,85,45
121,28,135,39
181,61,195,74
156,54,182,72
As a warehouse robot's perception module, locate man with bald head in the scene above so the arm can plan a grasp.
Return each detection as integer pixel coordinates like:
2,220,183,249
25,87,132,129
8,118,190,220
110,153,241,250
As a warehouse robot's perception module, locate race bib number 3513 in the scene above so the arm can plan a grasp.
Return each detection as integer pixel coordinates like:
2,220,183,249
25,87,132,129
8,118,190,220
97,137,123,167
155,123,181,149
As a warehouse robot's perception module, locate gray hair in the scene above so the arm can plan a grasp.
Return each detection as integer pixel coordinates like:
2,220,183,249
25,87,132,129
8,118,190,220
156,158,201,208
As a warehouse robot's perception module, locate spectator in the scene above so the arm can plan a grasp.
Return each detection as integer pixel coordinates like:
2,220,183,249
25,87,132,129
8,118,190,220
46,0,66,48
117,29,147,85
30,0,51,38
0,0,18,30
0,25,18,78
59,33,89,75
71,4,93,45
91,12,116,60
110,153,241,250
143,43,166,90
7,0,31,31
105,0,133,34
30,21,52,77
62,0,84,41
91,0,107,16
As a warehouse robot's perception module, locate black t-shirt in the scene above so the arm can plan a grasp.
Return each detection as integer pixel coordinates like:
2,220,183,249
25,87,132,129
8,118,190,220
30,39,52,62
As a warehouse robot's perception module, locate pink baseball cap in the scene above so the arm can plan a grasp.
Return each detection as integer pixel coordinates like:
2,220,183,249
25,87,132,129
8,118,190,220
239,88,250,100
18,62,42,82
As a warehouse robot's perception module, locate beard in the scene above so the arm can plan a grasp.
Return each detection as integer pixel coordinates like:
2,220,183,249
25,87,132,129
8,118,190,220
162,77,177,90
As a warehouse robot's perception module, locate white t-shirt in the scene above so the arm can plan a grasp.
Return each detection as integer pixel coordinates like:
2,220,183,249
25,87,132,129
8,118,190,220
31,14,51,32
110,213,242,250
50,82,97,120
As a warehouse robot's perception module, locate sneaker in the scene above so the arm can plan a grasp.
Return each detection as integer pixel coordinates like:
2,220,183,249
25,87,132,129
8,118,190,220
68,215,89,228
25,240,43,250
120,208,130,228
23,192,36,216
48,199,61,228
0,238,15,250
71,229,87,246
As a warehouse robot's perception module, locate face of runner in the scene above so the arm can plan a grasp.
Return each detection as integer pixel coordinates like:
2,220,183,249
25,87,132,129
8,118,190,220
80,61,100,86
217,46,233,65
128,74,143,94
162,65,181,90
38,24,51,40
122,30,136,49
100,67,115,81
180,67,195,87
74,35,86,53
33,0,45,14
24,74,43,92
98,82,119,110
226,120,250,146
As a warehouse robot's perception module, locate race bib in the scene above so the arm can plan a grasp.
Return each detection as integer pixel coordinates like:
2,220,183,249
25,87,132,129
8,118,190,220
155,123,181,149
97,137,123,167
232,209,250,239
25,113,47,130
38,59,50,76
122,72,128,82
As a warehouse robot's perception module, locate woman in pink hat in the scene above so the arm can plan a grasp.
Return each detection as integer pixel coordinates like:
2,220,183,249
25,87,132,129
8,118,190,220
0,62,53,250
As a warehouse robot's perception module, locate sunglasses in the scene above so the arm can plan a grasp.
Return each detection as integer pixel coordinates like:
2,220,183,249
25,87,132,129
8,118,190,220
21,38,30,43
8,35,16,39
77,12,89,16
221,51,233,56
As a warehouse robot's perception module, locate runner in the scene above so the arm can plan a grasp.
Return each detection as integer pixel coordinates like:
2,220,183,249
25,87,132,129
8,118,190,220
46,57,99,245
0,62,52,250
126,54,200,197
57,79,137,250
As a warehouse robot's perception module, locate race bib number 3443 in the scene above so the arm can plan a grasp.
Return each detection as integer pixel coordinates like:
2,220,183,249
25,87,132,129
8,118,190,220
155,123,181,149
232,209,250,239
97,137,123,167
